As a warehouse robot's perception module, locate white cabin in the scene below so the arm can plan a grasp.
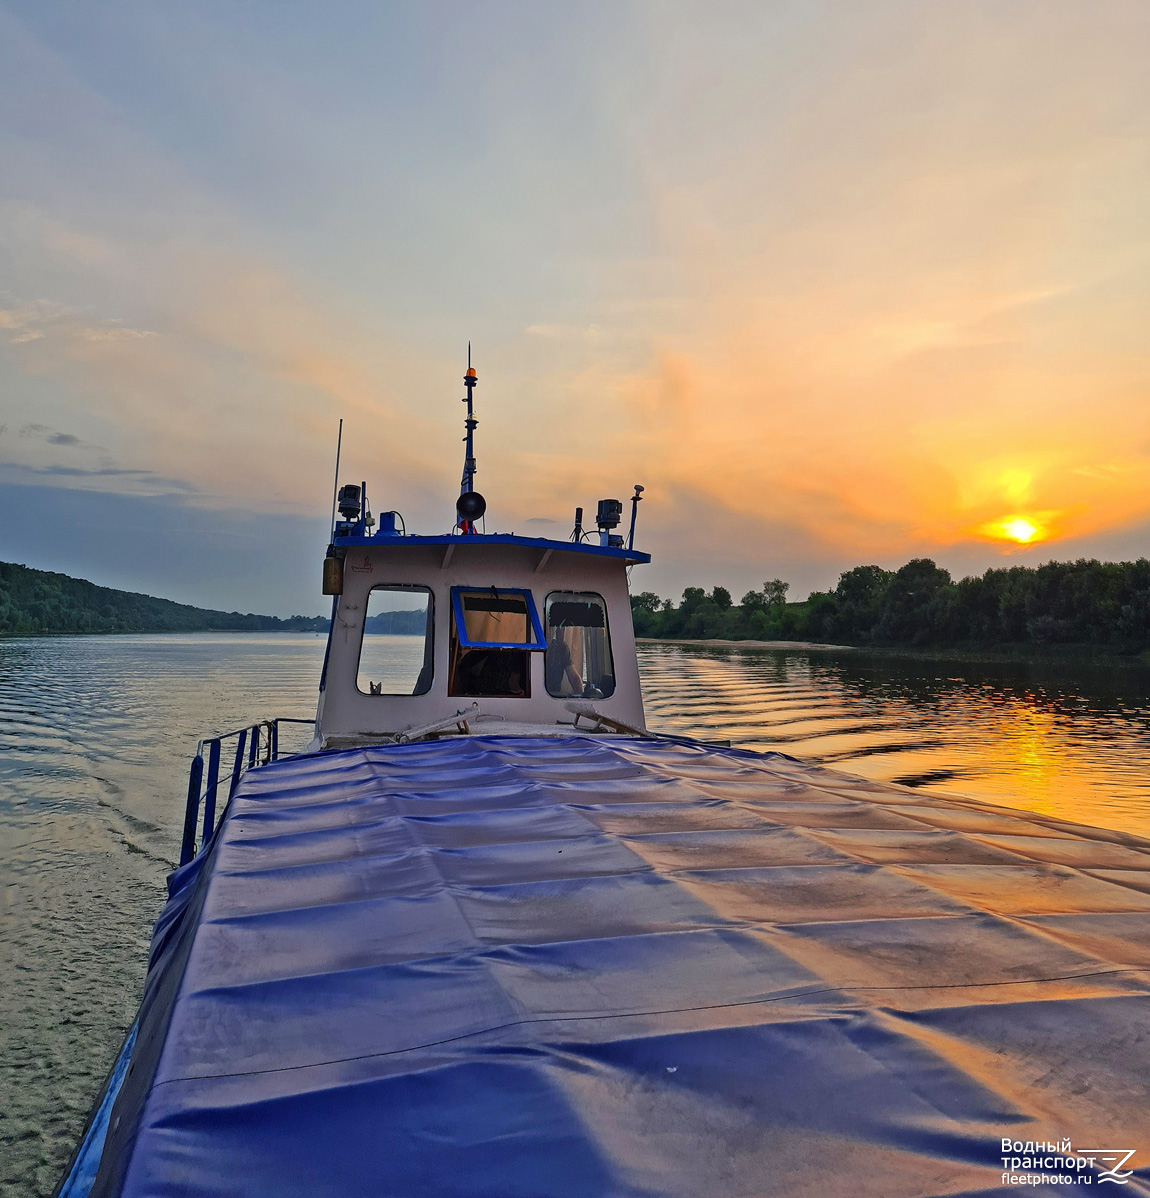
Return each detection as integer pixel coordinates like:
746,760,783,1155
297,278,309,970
314,533,649,747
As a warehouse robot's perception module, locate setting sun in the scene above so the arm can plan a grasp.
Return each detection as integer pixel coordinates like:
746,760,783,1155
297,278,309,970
977,514,1054,546
1002,518,1039,543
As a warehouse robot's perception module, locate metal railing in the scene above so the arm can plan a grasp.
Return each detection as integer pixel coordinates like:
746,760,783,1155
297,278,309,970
180,717,315,865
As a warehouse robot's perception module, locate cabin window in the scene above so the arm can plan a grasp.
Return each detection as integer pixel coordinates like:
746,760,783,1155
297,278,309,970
448,587,545,698
544,592,615,699
356,586,434,696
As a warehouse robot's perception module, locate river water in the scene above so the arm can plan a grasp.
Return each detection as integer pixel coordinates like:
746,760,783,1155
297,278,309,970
2,633,1150,1194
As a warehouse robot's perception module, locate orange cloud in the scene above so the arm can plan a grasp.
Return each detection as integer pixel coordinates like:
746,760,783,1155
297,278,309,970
0,224,458,515
4,0,1149,594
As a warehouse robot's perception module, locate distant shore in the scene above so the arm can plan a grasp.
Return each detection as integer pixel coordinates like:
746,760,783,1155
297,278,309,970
0,559,328,636
638,637,852,651
0,628,327,638
638,636,1150,666
631,558,1150,658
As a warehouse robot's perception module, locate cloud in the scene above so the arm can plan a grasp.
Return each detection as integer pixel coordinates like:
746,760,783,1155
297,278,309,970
1,1,1149,597
77,325,155,342
500,2,1150,574
1,300,155,349
525,324,603,342
12,424,98,450
0,224,473,523
0,459,198,494
1,301,69,344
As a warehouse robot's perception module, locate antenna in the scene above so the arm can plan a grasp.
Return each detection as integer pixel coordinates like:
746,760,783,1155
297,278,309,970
328,418,344,541
458,346,480,531
627,485,644,550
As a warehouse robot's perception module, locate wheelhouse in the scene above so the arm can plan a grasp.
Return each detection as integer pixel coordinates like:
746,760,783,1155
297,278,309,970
312,356,649,748
315,533,649,748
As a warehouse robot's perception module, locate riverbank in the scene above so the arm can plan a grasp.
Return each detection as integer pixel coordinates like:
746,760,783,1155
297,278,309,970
640,636,1150,666
0,628,328,639
631,558,1150,655
638,636,853,651
0,560,326,636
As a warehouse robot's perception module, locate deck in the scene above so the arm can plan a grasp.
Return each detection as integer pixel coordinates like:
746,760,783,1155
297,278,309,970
93,735,1150,1196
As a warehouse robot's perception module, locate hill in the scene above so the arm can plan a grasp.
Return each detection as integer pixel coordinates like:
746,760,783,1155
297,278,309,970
364,609,427,635
0,560,329,635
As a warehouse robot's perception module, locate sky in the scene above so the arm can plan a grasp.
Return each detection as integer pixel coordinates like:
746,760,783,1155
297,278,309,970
1,1,1148,616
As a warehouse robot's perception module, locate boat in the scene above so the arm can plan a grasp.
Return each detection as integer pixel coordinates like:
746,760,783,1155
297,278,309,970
59,361,1150,1196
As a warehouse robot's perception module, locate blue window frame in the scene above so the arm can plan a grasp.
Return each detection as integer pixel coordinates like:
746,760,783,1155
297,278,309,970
450,587,546,651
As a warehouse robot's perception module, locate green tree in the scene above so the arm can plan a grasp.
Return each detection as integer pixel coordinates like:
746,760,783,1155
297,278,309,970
827,565,893,641
629,591,664,637
763,580,789,608
874,559,952,644
680,587,706,614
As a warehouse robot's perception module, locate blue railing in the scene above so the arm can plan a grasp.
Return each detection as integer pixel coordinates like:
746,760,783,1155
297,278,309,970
180,718,315,866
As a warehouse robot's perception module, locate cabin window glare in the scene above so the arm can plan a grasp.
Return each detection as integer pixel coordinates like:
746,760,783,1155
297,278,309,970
545,592,615,699
356,586,434,696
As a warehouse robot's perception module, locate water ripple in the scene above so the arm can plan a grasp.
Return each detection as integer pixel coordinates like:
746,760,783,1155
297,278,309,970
639,641,1150,838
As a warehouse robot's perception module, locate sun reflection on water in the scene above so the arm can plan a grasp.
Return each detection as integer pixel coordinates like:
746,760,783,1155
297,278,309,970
640,643,1150,840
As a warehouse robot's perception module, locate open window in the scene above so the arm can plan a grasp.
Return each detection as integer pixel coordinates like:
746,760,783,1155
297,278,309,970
448,587,545,698
545,592,615,699
357,585,434,696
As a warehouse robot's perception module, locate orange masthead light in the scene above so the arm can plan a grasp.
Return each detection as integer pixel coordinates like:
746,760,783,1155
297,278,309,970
465,367,477,379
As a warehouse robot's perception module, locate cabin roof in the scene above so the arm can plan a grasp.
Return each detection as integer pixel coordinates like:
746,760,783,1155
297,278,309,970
332,529,651,563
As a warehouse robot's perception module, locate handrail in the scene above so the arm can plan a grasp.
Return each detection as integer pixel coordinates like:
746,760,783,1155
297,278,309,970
179,717,314,866
200,738,222,852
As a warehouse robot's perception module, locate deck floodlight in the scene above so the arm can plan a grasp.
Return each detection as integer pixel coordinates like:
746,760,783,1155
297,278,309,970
596,499,623,531
337,484,362,522
596,498,624,548
456,490,486,522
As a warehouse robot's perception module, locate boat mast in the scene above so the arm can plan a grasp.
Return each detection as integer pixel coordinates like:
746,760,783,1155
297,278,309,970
458,344,480,532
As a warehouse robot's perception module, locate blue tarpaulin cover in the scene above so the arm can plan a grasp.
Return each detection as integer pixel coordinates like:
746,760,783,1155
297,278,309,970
92,736,1150,1196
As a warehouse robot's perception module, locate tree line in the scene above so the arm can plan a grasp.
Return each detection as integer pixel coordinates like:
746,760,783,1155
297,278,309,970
0,561,328,636
631,558,1150,652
